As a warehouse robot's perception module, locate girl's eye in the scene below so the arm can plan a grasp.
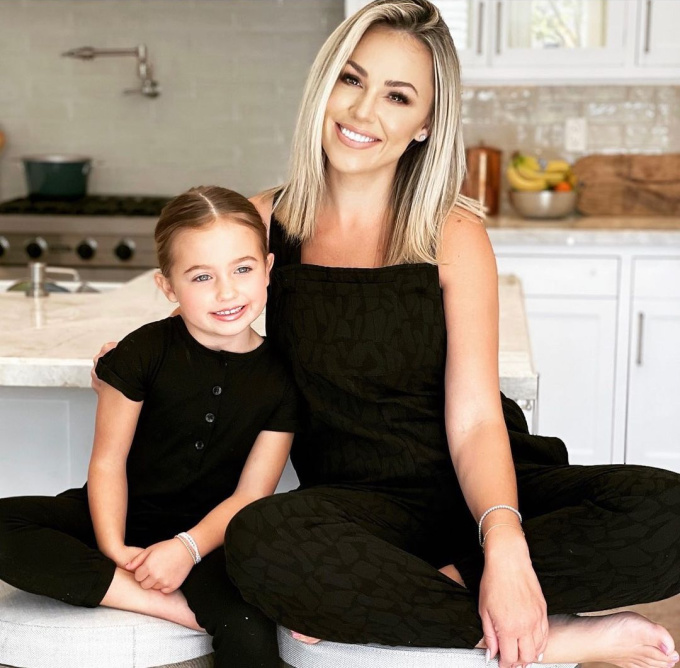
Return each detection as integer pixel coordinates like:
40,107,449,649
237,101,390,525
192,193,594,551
341,72,361,87
193,274,211,282
388,92,409,105
235,266,252,274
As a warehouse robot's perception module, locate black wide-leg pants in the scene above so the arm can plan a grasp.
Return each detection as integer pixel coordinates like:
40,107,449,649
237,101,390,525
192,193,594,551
0,488,279,668
225,462,680,649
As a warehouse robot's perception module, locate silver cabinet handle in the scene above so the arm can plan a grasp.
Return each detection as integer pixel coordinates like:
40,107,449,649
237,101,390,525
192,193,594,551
644,0,652,54
636,312,645,366
477,1,485,55
495,1,502,55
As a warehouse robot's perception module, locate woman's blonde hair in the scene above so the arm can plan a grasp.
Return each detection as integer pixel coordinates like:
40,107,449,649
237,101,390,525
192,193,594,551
155,186,267,276
273,0,482,265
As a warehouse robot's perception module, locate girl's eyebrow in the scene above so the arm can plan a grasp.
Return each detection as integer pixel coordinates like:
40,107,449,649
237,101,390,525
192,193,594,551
184,264,211,274
346,59,419,96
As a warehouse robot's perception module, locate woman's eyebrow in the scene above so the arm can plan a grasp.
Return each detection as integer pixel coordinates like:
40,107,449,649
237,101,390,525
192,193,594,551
346,60,418,96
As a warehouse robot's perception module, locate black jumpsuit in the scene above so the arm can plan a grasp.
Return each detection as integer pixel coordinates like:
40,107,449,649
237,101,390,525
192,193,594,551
224,217,680,648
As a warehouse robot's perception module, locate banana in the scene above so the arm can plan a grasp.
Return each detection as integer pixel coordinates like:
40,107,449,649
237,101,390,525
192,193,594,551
514,153,541,171
514,163,566,186
506,165,547,191
545,159,571,173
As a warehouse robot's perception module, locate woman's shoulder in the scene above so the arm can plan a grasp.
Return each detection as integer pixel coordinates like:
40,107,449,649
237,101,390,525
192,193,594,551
438,204,495,282
249,187,281,228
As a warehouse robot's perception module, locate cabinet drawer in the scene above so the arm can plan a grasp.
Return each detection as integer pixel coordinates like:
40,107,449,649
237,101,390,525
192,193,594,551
634,258,680,300
495,255,619,298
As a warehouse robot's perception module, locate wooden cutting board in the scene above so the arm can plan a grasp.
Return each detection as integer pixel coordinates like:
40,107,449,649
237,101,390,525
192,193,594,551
573,153,680,216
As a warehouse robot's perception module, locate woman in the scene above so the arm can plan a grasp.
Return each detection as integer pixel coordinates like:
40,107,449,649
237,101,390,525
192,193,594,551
221,2,680,668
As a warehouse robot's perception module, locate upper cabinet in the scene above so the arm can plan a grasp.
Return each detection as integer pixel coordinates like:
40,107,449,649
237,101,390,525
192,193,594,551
344,0,680,83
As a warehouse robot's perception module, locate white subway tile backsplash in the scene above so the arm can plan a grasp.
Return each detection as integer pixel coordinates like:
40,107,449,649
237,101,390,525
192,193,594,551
0,1,678,205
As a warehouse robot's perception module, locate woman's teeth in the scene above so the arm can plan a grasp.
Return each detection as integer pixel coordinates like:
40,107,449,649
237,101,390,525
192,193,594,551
215,306,244,315
340,125,377,143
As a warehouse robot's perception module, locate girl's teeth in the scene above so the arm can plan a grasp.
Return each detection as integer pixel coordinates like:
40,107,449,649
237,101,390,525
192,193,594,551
216,306,243,315
340,126,376,143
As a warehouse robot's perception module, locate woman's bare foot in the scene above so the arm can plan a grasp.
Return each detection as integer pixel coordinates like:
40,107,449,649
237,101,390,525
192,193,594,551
532,611,676,668
100,568,203,631
291,631,322,644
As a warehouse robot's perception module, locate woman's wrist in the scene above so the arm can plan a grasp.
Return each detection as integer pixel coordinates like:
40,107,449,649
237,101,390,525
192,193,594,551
482,524,528,557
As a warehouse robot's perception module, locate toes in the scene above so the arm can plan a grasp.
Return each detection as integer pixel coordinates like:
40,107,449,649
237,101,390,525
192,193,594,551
291,631,321,644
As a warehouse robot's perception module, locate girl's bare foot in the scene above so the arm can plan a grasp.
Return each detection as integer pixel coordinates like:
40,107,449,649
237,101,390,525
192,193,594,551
100,568,203,631
538,611,676,668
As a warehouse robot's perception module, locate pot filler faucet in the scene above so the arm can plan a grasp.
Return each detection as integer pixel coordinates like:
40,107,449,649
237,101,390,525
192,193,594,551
61,44,160,98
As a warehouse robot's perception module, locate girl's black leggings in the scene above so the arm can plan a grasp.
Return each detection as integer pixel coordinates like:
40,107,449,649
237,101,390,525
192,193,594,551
0,488,279,668
224,462,680,648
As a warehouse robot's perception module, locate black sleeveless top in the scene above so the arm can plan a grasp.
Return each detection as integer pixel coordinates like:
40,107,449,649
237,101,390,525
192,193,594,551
266,216,569,490
266,217,455,490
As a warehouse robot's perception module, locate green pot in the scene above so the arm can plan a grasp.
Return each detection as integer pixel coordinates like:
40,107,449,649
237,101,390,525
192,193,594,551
22,155,92,199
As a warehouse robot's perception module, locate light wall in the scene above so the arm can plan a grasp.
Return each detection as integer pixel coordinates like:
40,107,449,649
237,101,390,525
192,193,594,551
0,1,678,206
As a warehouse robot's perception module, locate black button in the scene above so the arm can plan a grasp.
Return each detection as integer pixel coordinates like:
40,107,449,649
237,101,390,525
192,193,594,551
205,413,215,423
195,440,205,450
212,386,222,396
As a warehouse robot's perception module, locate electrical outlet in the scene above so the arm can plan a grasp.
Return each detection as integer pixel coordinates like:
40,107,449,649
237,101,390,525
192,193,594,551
565,117,588,153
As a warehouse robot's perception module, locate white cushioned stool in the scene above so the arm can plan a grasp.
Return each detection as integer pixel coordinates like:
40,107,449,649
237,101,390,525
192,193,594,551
278,626,579,668
0,580,213,668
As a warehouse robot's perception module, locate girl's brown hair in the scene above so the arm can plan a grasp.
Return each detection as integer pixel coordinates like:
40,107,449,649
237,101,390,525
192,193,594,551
155,186,267,276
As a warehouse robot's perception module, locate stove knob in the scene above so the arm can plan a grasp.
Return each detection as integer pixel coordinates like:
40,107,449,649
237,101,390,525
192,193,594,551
114,239,136,261
76,239,98,260
0,237,8,258
25,237,48,259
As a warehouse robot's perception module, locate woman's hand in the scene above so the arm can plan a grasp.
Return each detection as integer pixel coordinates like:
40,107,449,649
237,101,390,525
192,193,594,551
479,528,548,668
90,342,118,393
126,539,195,593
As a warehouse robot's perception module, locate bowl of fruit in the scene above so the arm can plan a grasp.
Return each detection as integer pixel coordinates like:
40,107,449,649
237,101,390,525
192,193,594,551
507,153,578,219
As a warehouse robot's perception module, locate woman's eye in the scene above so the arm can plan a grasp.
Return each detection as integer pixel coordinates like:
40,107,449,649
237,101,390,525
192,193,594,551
388,92,409,105
193,274,211,282
235,266,252,274
341,73,361,87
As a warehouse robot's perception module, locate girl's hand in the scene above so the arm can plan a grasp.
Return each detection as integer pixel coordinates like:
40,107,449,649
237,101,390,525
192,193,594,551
479,529,548,668
108,545,145,570
126,539,195,593
90,342,118,393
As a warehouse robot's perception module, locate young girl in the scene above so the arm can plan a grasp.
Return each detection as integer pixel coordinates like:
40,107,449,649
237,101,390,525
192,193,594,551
0,186,300,668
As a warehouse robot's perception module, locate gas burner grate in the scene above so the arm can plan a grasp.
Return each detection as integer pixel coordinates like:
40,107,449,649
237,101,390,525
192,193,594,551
0,195,172,217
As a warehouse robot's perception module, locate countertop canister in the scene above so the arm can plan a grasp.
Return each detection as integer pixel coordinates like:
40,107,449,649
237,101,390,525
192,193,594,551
462,144,502,216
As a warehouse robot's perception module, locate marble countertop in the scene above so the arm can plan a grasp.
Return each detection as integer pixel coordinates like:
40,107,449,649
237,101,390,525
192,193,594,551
486,214,680,246
0,271,537,400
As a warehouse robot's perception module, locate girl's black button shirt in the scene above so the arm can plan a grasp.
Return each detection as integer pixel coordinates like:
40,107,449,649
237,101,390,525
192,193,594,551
95,315,300,520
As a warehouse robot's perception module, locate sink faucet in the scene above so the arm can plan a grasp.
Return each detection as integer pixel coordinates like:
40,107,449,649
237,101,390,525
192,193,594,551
61,44,160,98
14,262,86,297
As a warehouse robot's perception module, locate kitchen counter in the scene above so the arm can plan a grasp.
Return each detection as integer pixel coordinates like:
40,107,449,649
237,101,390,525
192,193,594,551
0,270,537,400
0,270,536,496
486,214,680,246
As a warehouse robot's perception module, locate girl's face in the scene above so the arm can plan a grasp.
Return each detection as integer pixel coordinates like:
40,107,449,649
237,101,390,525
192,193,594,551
155,218,273,353
322,26,434,182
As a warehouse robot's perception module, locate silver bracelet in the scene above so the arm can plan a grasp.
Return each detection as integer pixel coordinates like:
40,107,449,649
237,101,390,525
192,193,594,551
478,505,522,546
175,532,201,565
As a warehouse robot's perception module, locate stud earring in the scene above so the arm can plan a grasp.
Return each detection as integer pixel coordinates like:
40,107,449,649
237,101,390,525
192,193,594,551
417,133,428,142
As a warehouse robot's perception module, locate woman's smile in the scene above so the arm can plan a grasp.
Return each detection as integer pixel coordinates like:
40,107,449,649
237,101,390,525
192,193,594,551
323,25,433,179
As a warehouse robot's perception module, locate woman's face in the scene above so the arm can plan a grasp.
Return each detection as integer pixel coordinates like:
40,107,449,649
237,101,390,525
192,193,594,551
322,26,434,181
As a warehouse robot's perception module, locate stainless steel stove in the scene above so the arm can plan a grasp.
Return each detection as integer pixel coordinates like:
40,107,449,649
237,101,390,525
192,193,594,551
0,195,169,282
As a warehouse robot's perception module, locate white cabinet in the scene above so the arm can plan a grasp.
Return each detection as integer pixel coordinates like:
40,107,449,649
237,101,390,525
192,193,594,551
625,259,680,473
344,0,679,83
495,254,619,465
492,0,629,69
637,0,680,68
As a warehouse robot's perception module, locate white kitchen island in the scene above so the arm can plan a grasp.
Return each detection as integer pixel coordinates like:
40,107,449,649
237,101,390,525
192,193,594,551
0,271,536,497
